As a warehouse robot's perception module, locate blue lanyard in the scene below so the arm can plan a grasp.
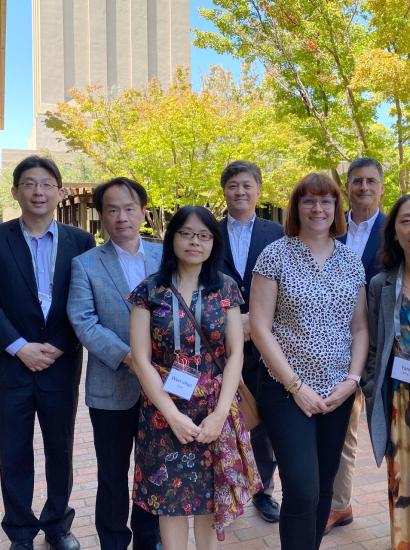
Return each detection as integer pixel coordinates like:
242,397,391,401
394,264,405,338
171,274,202,358
20,218,59,295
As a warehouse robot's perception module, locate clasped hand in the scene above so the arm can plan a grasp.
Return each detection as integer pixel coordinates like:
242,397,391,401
16,342,63,372
323,379,357,412
294,380,357,417
167,410,226,445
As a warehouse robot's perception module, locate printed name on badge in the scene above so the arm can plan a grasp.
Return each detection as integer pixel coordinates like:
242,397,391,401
391,355,410,384
163,364,200,400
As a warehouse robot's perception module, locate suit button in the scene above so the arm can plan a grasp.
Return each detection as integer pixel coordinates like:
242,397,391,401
241,286,245,292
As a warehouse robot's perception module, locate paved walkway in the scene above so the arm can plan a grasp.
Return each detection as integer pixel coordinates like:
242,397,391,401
0,365,391,550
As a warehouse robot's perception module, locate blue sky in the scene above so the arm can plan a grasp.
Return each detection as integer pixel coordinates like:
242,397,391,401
0,0,241,155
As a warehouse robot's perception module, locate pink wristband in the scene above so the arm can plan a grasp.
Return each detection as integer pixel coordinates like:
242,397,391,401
346,374,361,386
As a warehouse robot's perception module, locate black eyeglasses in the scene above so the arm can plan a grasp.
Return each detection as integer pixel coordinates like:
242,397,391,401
176,230,214,242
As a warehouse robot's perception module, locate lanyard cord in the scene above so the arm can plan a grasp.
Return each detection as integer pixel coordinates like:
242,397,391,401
20,218,59,294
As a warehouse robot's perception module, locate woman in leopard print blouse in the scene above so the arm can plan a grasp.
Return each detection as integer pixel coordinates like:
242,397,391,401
250,173,368,550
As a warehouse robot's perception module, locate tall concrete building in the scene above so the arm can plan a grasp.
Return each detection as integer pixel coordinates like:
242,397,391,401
29,0,190,150
0,0,6,129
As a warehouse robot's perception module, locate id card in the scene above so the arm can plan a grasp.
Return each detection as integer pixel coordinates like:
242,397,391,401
163,363,200,400
391,355,410,384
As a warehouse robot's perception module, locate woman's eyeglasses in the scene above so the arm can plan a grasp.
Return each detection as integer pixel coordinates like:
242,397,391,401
176,230,214,242
299,197,336,210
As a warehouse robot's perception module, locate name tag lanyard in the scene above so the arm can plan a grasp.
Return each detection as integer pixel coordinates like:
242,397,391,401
172,274,202,365
162,276,202,399
20,218,59,300
391,264,410,384
394,264,405,340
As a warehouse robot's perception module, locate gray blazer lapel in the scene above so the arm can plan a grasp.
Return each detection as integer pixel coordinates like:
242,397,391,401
379,276,396,385
143,240,162,276
99,240,132,310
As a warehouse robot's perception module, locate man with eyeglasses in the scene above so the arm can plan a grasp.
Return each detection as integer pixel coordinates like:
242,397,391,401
219,160,283,523
326,157,385,534
67,178,162,550
0,156,95,549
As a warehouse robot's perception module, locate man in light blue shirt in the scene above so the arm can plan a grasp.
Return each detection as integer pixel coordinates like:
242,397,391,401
0,155,95,550
220,160,283,523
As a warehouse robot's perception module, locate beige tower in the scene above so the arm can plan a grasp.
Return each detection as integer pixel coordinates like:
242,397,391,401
30,0,190,150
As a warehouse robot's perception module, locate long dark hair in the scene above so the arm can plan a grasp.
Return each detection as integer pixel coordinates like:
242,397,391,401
380,194,410,270
157,206,224,291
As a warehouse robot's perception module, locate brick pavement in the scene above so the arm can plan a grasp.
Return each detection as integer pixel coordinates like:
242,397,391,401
0,364,391,550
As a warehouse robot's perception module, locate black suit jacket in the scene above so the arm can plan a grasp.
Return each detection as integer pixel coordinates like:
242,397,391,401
0,219,95,390
338,211,385,287
220,216,283,313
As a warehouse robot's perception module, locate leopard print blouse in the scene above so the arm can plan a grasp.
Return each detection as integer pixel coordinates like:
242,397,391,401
253,236,366,397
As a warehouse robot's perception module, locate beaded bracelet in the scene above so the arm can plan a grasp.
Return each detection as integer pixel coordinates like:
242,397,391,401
284,373,301,394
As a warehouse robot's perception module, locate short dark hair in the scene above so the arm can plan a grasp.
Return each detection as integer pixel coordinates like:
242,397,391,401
379,194,410,270
93,177,148,213
347,157,384,181
13,155,63,188
157,205,224,292
220,160,262,189
285,172,346,238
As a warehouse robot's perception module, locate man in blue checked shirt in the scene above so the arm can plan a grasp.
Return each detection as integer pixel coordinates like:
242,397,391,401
219,160,283,523
0,156,95,550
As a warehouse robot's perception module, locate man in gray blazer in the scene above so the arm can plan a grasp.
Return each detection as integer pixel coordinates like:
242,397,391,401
67,178,162,550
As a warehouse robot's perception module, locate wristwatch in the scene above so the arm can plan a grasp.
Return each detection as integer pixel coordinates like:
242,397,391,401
346,373,361,386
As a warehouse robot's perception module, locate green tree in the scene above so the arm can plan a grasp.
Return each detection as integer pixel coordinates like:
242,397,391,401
194,0,395,189
45,68,314,235
195,0,410,202
351,0,410,196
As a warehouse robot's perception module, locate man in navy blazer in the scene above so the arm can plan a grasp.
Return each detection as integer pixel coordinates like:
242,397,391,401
67,178,161,550
326,157,386,534
219,160,283,523
0,156,95,550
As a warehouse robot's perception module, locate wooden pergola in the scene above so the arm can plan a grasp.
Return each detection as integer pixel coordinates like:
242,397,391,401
0,0,6,129
57,183,284,240
57,183,102,236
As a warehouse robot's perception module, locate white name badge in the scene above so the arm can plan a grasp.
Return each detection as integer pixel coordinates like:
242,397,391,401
163,364,200,400
391,355,410,384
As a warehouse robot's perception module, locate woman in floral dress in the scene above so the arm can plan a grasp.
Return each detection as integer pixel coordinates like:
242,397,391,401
129,206,261,550
365,194,410,550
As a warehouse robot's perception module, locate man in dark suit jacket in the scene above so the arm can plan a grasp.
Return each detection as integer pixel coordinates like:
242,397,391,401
0,156,94,550
326,157,385,534
219,160,283,523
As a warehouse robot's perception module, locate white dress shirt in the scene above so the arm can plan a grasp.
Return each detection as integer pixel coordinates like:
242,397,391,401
112,239,146,292
227,213,256,279
345,208,380,258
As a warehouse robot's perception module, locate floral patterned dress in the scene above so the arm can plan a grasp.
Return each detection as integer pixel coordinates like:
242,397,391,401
388,296,410,549
128,273,245,516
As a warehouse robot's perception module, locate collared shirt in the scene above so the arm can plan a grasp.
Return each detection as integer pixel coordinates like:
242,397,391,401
227,213,256,279
6,219,57,356
253,236,365,397
112,238,146,292
346,208,379,258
